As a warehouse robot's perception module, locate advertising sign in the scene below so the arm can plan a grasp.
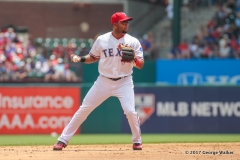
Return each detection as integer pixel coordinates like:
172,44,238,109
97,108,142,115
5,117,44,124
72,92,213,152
122,86,240,133
156,60,240,85
0,87,80,134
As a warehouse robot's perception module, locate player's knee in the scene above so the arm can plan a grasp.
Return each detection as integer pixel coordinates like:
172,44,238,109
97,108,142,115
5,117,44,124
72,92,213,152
75,105,92,115
125,110,137,117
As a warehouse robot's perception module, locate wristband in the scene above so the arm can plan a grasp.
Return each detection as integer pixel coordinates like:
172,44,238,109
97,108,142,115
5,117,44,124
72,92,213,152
80,56,86,62
134,58,141,67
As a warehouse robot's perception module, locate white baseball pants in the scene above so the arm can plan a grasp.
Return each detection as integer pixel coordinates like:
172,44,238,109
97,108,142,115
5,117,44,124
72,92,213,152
58,75,142,144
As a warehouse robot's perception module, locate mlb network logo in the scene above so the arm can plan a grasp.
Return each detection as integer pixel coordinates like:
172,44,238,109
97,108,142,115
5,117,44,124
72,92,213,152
135,94,155,125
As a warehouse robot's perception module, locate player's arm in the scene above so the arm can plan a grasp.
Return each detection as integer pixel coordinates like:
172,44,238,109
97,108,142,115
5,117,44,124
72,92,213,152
133,43,144,69
71,54,99,64
133,58,144,69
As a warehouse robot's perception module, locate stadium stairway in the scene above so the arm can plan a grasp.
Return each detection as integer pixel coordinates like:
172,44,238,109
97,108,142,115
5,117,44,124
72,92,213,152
149,5,218,58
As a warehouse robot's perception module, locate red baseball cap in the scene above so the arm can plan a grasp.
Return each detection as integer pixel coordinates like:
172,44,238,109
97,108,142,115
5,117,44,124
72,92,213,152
111,12,133,24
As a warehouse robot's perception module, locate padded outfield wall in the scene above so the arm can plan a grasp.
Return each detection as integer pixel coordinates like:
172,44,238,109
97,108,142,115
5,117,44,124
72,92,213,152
0,60,240,134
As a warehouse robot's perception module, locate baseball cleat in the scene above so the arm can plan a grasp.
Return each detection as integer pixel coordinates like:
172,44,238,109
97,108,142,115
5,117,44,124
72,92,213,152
53,141,67,150
133,143,142,150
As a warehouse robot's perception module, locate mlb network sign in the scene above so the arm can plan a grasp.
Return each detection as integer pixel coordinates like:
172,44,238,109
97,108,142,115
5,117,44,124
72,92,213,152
156,59,240,85
130,86,240,133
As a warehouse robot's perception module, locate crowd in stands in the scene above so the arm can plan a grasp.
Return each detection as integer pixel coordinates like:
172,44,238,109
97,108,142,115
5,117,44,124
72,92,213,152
2,0,238,83
168,0,240,59
139,31,159,60
0,24,158,83
0,26,80,83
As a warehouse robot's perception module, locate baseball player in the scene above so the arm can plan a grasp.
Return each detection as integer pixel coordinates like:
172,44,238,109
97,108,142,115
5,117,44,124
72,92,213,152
53,12,144,151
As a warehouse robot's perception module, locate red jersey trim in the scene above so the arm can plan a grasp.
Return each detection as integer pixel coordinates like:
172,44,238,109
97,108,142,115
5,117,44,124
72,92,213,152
89,53,100,58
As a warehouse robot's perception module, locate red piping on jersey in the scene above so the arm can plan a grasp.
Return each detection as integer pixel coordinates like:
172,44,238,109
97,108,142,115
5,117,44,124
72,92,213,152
136,56,144,61
117,34,125,40
112,32,126,40
89,53,100,58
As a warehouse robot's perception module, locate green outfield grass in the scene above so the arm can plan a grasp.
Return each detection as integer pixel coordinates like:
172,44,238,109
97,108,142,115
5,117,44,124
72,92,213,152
0,134,240,146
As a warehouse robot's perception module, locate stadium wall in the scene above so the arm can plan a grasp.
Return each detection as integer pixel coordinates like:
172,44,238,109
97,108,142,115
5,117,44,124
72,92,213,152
0,1,122,38
0,1,164,39
1,60,240,134
1,84,240,134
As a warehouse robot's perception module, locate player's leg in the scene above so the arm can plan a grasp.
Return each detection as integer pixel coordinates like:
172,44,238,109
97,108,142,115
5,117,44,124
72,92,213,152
55,76,111,148
114,77,142,148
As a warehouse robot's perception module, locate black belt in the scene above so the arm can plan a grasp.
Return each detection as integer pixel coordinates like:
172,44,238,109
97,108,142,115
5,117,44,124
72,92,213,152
107,76,128,81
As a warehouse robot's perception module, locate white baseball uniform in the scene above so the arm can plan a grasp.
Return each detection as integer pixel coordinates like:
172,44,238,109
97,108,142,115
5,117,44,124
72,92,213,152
58,32,144,144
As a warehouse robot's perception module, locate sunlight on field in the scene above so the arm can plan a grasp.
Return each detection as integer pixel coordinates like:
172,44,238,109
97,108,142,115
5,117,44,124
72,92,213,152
0,134,240,146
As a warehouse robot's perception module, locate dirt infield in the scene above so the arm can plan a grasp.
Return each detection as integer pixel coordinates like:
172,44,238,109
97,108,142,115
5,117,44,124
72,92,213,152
1,143,239,160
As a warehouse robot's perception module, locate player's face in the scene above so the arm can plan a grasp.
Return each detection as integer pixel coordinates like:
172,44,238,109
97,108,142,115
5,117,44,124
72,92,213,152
116,20,129,34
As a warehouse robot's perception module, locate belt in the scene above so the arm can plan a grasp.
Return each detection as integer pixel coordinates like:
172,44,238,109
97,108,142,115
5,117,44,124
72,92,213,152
106,76,128,81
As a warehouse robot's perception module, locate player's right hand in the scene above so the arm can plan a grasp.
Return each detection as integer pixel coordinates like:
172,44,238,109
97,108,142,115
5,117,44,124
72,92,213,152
71,54,80,62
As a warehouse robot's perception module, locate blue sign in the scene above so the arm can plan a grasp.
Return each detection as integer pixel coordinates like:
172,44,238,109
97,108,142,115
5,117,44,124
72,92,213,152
122,86,240,133
156,59,240,85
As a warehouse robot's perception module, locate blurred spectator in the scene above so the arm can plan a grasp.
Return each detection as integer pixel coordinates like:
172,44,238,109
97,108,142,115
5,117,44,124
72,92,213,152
52,44,64,59
44,62,56,82
212,26,222,39
230,34,238,50
165,0,173,27
65,41,76,62
178,39,191,58
226,0,236,12
4,27,16,41
219,43,231,58
211,42,220,57
219,34,229,49
201,42,213,58
168,0,240,59
0,25,81,83
189,37,201,58
64,64,79,82
140,32,158,60
54,58,65,80
235,13,240,28
166,1,173,20
203,30,216,44
168,45,182,59
0,62,7,81
12,62,28,81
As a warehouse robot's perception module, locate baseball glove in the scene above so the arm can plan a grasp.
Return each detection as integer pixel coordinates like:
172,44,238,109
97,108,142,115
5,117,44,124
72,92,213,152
118,44,135,63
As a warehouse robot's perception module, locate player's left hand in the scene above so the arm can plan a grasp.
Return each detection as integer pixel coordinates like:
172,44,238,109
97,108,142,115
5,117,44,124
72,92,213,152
118,44,136,63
